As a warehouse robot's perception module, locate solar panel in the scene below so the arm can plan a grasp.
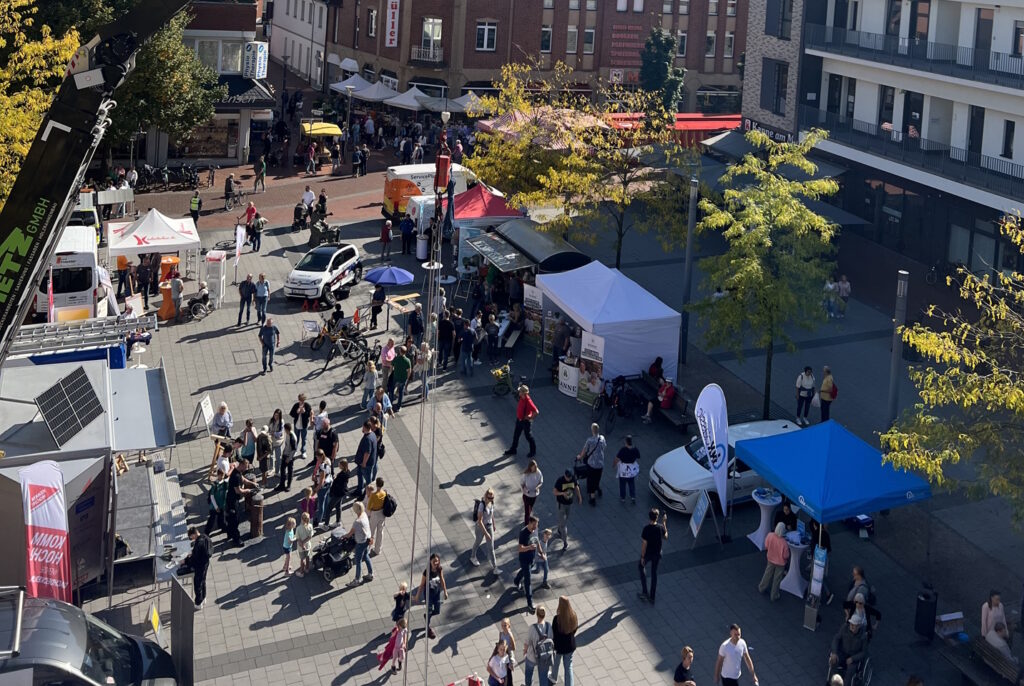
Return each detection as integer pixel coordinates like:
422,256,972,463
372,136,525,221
34,366,104,447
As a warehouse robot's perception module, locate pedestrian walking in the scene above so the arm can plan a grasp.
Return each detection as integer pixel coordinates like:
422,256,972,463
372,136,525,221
324,459,349,527
513,515,540,613
638,508,668,605
488,641,510,686
551,597,578,686
365,477,388,555
351,145,362,177
820,365,838,422
380,220,393,261
278,423,297,491
313,453,334,527
674,647,697,686
837,274,851,317
294,512,314,577
254,273,270,323
407,303,425,347
412,553,448,639
470,488,498,571
289,393,312,457
355,420,379,496
136,257,152,309
237,274,256,326
257,317,280,374
315,415,339,463
459,320,476,376
400,214,415,254
412,342,434,400
497,618,518,686
714,624,759,686
254,155,267,192
361,144,369,175
795,366,815,426
189,191,202,227
169,272,184,322
184,527,211,609
577,424,606,506
341,501,374,584
522,606,553,686
437,310,455,369
313,399,330,433
225,457,257,547
532,529,552,590
360,361,379,409
505,385,539,458
378,617,409,673
553,469,582,549
390,346,411,410
251,213,266,252
370,285,386,329
520,460,544,526
269,407,284,469
614,435,641,504
330,142,340,174
281,516,296,574
306,141,317,175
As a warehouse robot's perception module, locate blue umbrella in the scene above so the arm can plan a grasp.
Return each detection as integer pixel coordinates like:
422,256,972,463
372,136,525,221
364,266,414,286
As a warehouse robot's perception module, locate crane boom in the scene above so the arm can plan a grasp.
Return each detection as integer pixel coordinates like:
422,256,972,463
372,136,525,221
0,0,192,365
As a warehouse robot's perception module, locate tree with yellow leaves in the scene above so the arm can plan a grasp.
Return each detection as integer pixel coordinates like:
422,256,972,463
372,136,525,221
881,212,1024,520
0,0,78,212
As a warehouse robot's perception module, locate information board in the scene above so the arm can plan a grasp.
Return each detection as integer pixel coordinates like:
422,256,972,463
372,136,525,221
689,489,710,539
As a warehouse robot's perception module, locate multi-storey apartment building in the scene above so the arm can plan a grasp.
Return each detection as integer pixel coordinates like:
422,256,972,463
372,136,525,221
268,0,329,89
739,0,1024,309
317,0,748,113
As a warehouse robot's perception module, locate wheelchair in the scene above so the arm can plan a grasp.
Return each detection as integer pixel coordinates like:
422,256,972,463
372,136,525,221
827,652,872,686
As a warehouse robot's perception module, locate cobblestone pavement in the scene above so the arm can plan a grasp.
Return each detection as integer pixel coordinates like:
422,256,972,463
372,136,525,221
82,218,960,686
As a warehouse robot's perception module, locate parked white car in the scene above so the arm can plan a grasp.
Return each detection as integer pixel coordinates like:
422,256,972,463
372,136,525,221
648,420,800,514
284,243,362,305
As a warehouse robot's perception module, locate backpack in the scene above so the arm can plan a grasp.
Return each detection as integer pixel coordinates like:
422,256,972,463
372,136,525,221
382,492,398,518
472,498,482,522
831,381,839,399
533,623,554,669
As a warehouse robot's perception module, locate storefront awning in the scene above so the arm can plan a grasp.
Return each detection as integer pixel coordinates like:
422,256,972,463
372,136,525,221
214,75,275,112
465,233,536,273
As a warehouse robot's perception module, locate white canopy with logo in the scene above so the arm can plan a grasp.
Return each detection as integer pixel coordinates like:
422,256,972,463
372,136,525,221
107,208,200,256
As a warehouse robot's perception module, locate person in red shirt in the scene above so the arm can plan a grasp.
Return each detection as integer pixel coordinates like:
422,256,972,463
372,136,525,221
641,378,676,424
758,522,790,601
380,220,393,262
504,385,539,458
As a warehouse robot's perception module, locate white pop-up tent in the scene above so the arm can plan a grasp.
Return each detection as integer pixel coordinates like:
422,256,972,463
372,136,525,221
536,261,681,381
384,86,428,111
107,208,200,256
352,80,399,103
329,73,371,93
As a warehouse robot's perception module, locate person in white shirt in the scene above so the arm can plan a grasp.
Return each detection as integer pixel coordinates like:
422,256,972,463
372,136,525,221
986,622,1017,664
795,366,816,426
301,185,316,217
486,640,509,686
715,624,758,686
313,400,329,432
343,501,374,585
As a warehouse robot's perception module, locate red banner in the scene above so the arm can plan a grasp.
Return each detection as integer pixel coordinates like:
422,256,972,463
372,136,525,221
20,461,72,602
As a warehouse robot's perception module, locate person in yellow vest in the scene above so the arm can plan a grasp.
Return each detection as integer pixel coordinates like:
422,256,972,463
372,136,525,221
365,477,388,556
189,191,202,227
819,365,838,422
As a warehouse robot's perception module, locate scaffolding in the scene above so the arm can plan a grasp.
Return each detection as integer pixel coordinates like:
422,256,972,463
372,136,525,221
8,314,158,357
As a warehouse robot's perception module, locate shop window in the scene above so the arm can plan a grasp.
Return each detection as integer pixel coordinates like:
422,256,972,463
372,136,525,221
197,41,219,71
972,232,996,274
172,119,240,159
541,26,552,53
319,6,324,29
220,42,242,73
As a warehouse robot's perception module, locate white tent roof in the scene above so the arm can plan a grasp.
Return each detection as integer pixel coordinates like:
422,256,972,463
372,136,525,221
107,208,200,256
536,261,681,381
329,73,372,93
415,91,488,114
351,80,400,102
454,91,486,112
384,86,428,111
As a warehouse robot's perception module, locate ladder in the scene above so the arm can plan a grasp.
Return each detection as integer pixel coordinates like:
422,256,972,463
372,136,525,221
9,314,159,356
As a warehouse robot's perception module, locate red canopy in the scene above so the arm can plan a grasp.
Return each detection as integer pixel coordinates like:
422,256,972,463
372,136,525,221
441,184,520,219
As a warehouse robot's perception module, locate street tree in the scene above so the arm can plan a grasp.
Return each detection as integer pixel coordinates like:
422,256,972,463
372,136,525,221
0,0,78,211
880,212,1024,521
692,130,838,419
639,27,685,112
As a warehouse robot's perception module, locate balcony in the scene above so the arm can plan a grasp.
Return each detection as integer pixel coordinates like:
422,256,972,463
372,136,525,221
799,105,1024,201
804,23,1024,93
410,45,444,64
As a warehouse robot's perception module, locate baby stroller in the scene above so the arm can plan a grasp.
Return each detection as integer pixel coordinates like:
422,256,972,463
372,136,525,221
311,528,356,582
292,202,309,232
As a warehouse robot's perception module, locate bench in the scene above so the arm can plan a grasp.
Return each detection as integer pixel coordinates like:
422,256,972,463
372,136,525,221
503,329,521,349
970,636,1024,685
628,370,692,431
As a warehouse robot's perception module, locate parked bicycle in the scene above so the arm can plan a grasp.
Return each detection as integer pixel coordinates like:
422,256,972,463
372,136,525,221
591,376,643,434
348,340,384,388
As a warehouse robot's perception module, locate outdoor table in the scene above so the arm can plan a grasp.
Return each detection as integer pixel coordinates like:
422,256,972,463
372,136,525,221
748,488,783,551
157,282,176,321
780,532,810,599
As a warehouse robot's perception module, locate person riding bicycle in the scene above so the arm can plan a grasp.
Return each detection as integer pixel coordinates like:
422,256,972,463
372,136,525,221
829,613,868,680
223,173,238,210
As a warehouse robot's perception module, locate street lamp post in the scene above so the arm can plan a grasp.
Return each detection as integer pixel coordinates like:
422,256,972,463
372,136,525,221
345,84,355,162
678,176,699,366
887,270,910,425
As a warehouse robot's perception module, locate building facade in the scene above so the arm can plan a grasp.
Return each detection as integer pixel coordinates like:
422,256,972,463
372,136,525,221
268,0,329,89
318,0,748,113
741,0,1024,313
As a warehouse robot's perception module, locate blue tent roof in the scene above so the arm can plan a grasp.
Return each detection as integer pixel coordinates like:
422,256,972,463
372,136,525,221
735,420,931,523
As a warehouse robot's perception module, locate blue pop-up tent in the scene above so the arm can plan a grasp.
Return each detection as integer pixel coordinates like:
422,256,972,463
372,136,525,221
735,420,931,523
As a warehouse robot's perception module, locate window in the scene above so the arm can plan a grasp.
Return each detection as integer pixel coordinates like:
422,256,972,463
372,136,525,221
677,31,687,56
286,0,291,17
760,58,789,115
220,42,242,72
1004,120,1016,159
422,17,442,49
476,21,497,51
679,0,688,13
633,0,644,10
541,25,552,53
570,0,580,8
318,6,324,28
544,0,553,7
765,0,792,39
197,40,219,70
617,0,628,10
709,0,718,14
885,0,901,36
301,0,305,21
727,0,737,15
724,31,734,57
567,25,578,53
583,28,595,53
663,0,673,11
1014,21,1024,57
705,31,716,57
587,0,597,8
368,8,377,37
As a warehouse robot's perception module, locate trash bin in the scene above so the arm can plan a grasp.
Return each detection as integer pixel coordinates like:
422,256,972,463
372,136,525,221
248,493,264,539
416,233,429,261
915,586,937,639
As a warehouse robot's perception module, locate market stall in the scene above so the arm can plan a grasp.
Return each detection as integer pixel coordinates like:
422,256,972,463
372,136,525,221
465,218,590,275
384,86,429,112
329,73,372,94
296,120,343,168
351,80,400,103
535,261,681,382
107,208,200,258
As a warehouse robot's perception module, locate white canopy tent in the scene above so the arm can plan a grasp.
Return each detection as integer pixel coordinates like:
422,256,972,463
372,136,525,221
107,208,200,256
384,86,428,111
351,80,399,103
415,91,487,114
536,261,681,382
329,73,372,93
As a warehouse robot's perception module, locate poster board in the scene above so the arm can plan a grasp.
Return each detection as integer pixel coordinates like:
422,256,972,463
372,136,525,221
558,362,579,397
690,489,710,540
543,311,560,355
522,284,543,348
575,331,605,406
189,394,215,436
803,545,828,631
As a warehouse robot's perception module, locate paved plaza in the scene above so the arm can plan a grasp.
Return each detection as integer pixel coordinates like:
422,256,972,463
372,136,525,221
76,207,994,686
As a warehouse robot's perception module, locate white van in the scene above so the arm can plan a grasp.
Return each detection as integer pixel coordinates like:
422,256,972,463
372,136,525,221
382,163,477,220
34,225,102,321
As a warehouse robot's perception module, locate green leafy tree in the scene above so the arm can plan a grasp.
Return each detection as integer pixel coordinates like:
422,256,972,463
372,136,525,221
639,27,685,113
0,0,78,212
880,212,1024,520
693,130,838,419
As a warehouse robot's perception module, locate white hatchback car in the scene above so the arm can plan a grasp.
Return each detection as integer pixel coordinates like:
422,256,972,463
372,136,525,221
284,243,362,305
648,419,800,514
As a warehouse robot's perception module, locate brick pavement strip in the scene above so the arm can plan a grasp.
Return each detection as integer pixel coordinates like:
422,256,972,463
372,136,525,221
82,220,960,685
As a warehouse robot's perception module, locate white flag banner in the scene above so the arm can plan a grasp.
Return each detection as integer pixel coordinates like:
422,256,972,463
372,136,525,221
385,0,401,48
235,224,245,266
19,461,72,602
694,383,730,516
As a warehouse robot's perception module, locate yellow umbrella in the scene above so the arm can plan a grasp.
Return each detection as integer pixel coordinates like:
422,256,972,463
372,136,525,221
301,122,343,137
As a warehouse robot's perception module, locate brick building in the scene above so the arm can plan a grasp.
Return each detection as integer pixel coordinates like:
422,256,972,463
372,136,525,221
309,0,746,113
